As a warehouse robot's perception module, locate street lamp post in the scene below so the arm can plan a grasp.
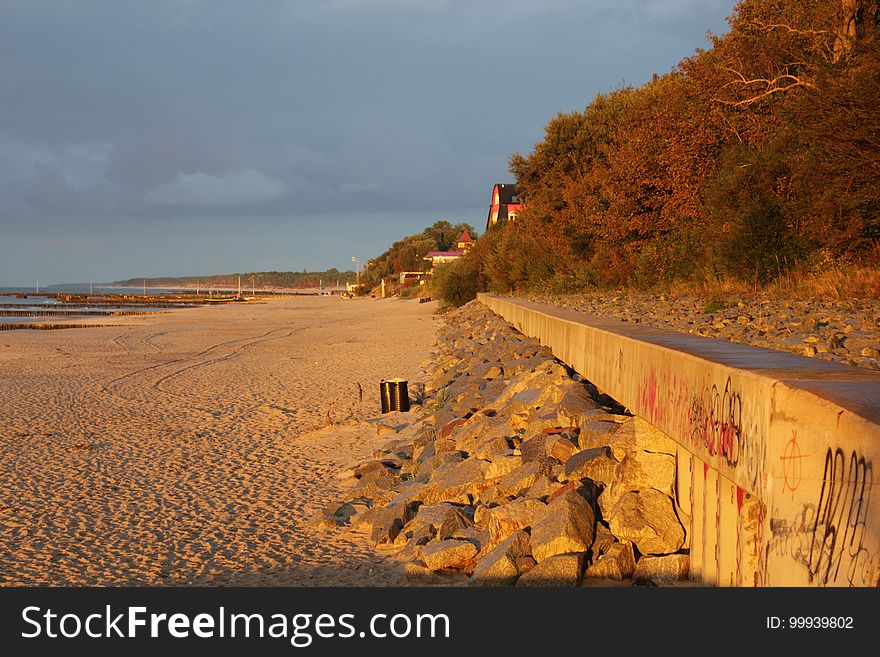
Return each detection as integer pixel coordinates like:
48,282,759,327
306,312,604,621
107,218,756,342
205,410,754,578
352,256,360,292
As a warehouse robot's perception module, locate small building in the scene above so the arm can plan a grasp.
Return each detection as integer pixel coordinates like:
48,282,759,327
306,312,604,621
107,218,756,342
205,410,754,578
424,251,464,267
455,228,475,252
399,271,427,285
485,183,522,232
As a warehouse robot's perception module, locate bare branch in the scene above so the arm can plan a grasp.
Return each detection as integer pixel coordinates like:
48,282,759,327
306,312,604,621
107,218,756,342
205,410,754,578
714,75,814,108
748,20,834,39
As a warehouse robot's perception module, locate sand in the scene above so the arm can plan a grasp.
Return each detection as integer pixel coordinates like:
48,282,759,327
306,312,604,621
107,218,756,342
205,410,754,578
0,296,439,586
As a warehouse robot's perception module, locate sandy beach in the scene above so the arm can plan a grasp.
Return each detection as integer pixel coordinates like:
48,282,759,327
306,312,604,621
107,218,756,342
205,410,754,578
0,296,438,586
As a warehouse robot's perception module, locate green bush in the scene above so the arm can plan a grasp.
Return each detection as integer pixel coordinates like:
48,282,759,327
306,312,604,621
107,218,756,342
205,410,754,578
431,255,483,308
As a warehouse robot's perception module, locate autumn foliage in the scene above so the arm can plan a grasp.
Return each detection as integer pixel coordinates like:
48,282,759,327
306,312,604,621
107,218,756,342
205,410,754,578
467,0,880,296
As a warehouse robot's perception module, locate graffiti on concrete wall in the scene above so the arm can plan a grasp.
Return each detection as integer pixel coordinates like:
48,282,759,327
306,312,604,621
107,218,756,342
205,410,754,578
638,367,767,490
810,448,873,586
769,448,875,586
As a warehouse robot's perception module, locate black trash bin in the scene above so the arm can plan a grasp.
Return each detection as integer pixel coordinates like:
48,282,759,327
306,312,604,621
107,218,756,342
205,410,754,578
380,378,410,413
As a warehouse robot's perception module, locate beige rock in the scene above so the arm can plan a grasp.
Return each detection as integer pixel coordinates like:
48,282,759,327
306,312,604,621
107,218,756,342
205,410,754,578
523,475,564,501
607,489,685,555
547,434,580,463
409,502,466,531
562,446,619,486
555,387,599,427
419,458,491,504
422,539,479,571
437,507,473,540
599,451,676,516
633,554,690,585
517,553,585,587
577,420,622,450
452,413,511,454
469,529,532,587
484,364,503,379
585,541,636,580
505,388,542,416
592,523,616,556
530,489,595,562
484,454,523,480
472,438,513,460
519,434,549,462
404,562,454,585
496,459,553,496
487,498,547,544
606,417,677,460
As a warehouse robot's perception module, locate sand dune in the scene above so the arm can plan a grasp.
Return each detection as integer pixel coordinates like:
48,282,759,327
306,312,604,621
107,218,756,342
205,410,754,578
0,296,438,586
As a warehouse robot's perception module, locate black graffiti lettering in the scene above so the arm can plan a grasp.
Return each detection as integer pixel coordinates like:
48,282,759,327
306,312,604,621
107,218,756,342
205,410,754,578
686,377,766,488
808,449,873,586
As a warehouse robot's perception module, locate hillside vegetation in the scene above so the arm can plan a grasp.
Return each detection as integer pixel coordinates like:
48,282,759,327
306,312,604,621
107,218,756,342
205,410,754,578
435,0,880,306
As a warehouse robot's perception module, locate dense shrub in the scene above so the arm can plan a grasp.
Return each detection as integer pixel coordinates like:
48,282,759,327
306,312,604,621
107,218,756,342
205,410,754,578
431,255,483,308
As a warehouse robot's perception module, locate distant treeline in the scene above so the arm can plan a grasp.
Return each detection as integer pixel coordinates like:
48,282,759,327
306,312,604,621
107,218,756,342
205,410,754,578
439,0,880,303
114,269,355,289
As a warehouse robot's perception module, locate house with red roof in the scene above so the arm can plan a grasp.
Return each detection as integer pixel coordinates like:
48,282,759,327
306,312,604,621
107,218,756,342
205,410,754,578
455,228,475,252
423,229,476,269
485,183,522,232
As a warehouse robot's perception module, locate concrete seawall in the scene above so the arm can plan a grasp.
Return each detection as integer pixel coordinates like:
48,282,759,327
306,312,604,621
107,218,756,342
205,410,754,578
478,293,880,586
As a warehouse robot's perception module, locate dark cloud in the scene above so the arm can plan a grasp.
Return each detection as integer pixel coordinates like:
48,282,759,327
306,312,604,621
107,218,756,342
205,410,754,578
0,0,733,282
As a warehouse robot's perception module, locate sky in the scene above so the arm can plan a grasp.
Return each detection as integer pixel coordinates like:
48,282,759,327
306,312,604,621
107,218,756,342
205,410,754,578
0,0,734,285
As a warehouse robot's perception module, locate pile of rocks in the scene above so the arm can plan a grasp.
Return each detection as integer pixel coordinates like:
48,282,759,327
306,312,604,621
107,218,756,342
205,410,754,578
321,301,690,586
529,292,880,371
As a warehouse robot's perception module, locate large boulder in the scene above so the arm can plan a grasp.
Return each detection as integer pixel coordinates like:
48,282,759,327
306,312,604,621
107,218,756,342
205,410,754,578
633,554,690,585
547,434,580,463
607,489,685,555
516,553,585,587
484,453,523,480
350,501,415,545
599,451,676,516
486,498,547,544
555,386,600,427
561,447,619,486
530,489,596,562
584,541,636,580
469,530,532,587
451,413,511,454
496,459,554,497
597,417,677,460
418,458,492,504
421,539,479,571
576,419,623,450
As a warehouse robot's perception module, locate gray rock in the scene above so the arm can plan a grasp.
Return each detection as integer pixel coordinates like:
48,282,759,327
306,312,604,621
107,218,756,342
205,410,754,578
616,418,677,459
